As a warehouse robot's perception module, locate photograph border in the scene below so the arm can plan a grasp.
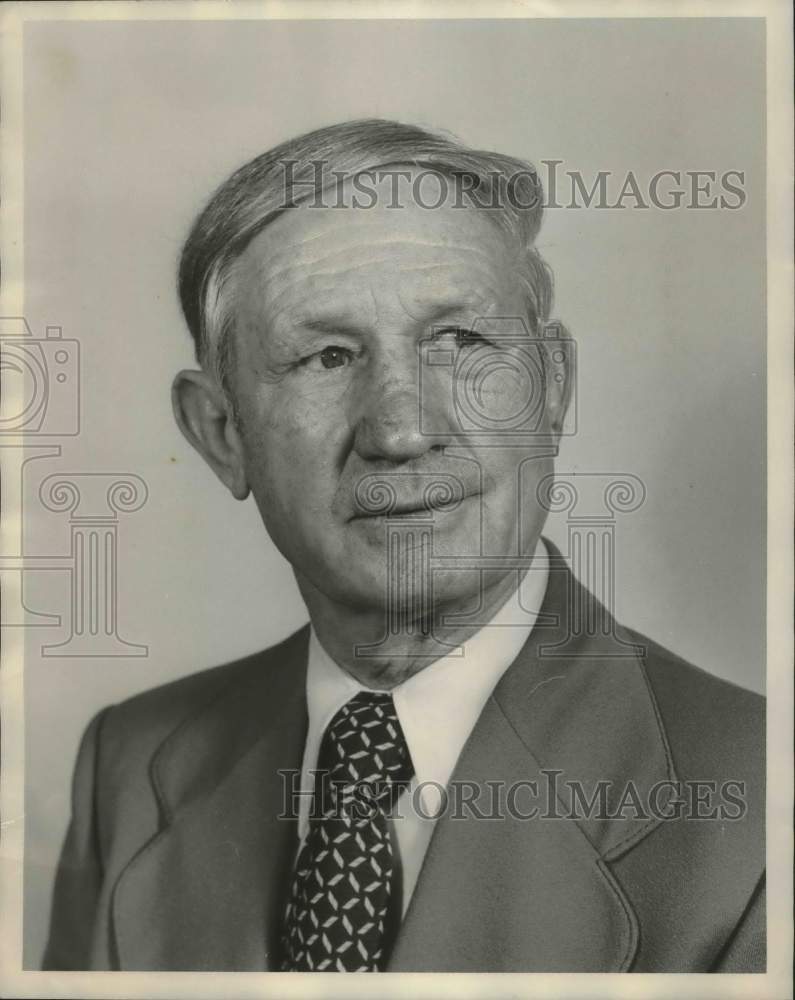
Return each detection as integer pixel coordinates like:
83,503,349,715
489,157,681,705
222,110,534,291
1,2,791,998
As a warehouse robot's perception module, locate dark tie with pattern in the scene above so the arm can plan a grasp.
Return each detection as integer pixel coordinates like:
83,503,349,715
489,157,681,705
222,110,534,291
280,691,414,972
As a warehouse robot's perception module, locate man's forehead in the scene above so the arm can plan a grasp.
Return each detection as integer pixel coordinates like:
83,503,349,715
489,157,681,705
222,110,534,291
249,186,511,259
233,191,518,330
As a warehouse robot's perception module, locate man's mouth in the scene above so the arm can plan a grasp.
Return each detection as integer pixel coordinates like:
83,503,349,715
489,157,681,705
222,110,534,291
385,495,469,517
350,473,478,520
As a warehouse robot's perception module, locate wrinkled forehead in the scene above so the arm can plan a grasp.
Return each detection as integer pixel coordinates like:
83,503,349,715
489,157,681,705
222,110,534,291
231,171,522,334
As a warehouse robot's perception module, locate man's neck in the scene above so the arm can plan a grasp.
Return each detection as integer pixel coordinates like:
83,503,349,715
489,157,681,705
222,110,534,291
295,559,538,691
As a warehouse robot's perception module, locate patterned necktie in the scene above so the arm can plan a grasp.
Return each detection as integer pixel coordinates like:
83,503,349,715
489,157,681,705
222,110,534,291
280,691,414,972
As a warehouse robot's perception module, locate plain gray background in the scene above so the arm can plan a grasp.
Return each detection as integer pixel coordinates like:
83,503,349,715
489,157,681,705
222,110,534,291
19,17,765,964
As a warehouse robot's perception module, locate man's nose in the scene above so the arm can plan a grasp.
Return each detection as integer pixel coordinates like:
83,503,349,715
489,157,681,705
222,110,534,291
352,352,443,462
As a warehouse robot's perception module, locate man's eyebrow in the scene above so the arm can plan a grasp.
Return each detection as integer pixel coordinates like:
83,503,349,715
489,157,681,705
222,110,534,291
299,317,365,338
290,300,488,337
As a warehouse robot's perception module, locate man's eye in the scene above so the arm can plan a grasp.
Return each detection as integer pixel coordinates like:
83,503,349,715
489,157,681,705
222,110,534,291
435,327,487,349
306,346,354,371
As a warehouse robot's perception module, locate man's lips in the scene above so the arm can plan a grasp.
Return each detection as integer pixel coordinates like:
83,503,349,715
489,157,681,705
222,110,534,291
350,488,479,520
348,470,480,521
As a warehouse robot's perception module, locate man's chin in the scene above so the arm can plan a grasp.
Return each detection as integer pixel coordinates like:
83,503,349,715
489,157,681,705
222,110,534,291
347,500,483,553
307,562,491,623
298,509,507,614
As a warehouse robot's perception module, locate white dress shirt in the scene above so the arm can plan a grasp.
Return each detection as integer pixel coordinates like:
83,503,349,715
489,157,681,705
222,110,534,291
297,537,549,915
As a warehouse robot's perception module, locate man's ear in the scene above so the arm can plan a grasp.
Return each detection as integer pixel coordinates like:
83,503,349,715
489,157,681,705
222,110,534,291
544,327,575,442
171,370,250,500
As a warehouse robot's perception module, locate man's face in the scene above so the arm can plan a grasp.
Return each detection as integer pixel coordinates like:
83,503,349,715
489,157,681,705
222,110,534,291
226,174,564,613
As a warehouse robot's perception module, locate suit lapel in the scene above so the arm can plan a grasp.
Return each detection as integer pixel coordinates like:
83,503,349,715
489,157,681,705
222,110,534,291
390,544,676,972
388,696,637,972
112,628,310,971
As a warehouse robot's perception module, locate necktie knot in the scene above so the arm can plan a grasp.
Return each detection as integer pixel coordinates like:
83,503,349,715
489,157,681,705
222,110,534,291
317,692,414,816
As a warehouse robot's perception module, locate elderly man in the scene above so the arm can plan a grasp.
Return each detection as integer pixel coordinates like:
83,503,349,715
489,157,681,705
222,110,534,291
43,119,764,973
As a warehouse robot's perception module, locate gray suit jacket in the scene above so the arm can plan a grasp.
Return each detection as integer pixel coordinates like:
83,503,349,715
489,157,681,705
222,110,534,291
43,544,765,971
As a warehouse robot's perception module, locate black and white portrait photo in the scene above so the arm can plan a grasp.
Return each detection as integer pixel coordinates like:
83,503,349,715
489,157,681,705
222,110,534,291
1,5,791,1000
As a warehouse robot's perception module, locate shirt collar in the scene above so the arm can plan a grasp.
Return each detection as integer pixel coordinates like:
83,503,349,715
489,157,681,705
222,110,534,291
300,537,549,831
